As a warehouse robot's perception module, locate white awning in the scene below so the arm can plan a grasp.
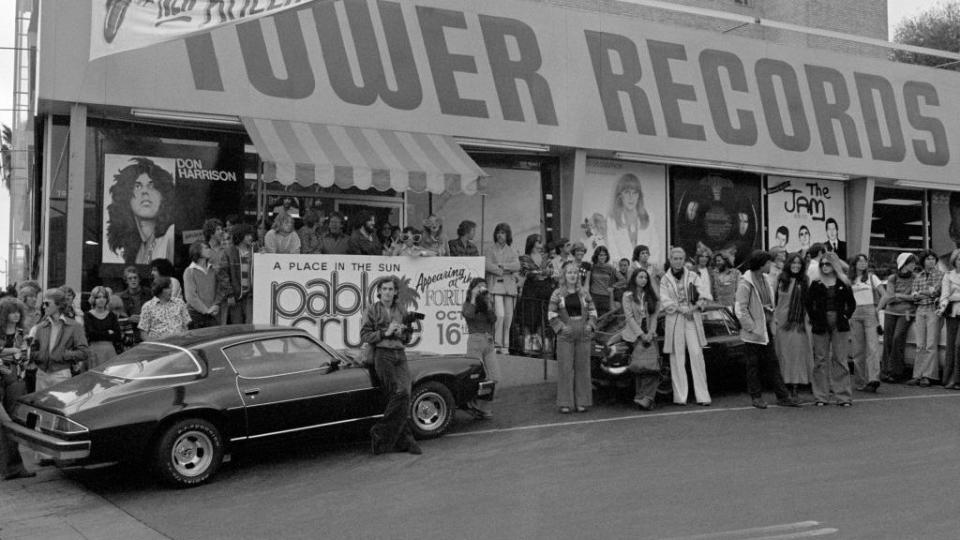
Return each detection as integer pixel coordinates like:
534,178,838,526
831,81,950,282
242,117,487,195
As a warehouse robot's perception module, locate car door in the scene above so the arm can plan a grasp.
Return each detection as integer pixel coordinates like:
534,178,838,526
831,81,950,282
223,336,381,440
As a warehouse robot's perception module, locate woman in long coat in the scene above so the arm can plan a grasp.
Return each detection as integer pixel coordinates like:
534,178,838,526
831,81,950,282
773,253,812,400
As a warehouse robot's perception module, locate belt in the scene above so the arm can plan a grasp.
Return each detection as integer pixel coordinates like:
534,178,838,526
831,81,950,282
567,316,583,320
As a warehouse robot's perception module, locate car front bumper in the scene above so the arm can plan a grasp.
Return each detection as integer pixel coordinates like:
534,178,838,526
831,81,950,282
2,419,91,461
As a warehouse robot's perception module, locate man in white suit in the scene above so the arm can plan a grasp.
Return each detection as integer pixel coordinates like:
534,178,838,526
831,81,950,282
660,247,712,406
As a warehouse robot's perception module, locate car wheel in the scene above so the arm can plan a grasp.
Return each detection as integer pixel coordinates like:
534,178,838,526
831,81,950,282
409,381,455,440
154,418,224,488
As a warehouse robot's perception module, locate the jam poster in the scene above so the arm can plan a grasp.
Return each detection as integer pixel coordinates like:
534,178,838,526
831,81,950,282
765,176,847,259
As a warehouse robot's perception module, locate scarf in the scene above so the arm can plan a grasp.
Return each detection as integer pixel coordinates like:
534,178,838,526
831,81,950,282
781,277,807,332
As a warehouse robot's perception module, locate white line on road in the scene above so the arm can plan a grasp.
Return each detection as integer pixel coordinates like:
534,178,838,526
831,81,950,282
448,392,960,439
659,521,837,540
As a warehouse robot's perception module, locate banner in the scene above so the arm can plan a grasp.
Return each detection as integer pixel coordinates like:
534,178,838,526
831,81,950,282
670,166,761,270
90,0,312,60
253,254,486,353
579,159,667,269
46,0,960,185
765,176,846,258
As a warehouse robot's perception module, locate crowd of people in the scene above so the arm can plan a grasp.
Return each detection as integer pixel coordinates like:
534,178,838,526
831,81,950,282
4,202,960,461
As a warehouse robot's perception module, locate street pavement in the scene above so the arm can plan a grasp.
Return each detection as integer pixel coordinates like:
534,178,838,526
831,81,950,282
2,356,960,539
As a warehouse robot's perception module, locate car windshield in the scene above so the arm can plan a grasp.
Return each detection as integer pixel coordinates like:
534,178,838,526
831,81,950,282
94,343,200,379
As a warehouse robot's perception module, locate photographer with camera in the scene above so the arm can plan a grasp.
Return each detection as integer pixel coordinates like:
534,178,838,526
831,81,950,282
360,276,422,456
29,289,89,390
0,297,35,479
462,277,498,419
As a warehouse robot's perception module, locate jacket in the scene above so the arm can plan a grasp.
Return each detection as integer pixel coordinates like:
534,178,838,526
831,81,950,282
659,268,709,354
119,287,152,318
547,287,598,334
30,316,90,372
939,270,960,317
620,291,655,343
734,271,771,345
360,301,412,349
485,244,521,296
221,244,243,300
806,279,856,334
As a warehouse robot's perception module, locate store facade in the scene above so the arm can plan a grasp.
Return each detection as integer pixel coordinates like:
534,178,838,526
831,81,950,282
16,0,960,294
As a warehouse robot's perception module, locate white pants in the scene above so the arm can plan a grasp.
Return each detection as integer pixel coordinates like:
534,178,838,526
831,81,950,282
669,320,711,404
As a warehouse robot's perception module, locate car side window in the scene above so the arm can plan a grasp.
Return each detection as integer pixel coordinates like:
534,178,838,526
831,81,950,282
701,310,732,339
224,336,335,378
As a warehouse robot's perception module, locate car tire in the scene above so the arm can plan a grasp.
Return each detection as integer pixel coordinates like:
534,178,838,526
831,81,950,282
409,381,455,440
154,418,224,488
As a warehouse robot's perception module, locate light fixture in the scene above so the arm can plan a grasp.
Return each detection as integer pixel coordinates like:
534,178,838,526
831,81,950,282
455,137,550,153
895,179,960,192
84,240,99,246
611,152,849,181
131,108,242,126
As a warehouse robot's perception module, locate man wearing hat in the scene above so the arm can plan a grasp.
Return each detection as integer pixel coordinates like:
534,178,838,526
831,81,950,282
880,253,918,383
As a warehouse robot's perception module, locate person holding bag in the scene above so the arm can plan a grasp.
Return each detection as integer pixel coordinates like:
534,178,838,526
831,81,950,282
548,261,598,414
734,251,800,409
938,249,960,389
619,268,661,410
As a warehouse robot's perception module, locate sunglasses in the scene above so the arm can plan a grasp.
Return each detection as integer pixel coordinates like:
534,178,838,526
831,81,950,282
404,233,422,243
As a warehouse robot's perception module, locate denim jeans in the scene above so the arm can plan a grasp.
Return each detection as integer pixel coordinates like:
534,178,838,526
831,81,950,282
744,341,789,400
849,305,881,386
812,312,852,404
556,318,593,408
881,313,912,381
912,307,942,380
370,348,415,453
942,317,960,387
466,333,499,414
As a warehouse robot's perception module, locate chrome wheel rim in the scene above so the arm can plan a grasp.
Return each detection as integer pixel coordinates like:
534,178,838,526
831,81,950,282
171,430,214,477
413,392,447,432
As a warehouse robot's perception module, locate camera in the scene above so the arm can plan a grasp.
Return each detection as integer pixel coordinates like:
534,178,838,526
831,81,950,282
402,312,426,325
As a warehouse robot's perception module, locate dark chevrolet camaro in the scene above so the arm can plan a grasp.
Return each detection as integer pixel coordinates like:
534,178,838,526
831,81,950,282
3,326,494,487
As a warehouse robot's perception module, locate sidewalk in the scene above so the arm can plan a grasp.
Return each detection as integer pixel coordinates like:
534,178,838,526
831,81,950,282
0,467,167,540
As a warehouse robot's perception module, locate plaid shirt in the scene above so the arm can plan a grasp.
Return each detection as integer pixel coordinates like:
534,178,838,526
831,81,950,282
912,268,943,308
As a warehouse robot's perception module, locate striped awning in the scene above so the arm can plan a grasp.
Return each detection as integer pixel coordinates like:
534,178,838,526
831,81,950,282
242,117,487,195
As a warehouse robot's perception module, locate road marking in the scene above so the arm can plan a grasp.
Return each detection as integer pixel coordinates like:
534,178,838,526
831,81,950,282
448,391,960,439
660,521,837,540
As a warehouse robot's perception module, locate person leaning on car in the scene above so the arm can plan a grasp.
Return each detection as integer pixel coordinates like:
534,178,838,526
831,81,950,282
29,289,90,390
733,250,800,410
360,276,422,456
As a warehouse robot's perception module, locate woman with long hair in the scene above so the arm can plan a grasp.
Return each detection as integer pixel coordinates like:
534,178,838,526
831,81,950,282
774,253,812,400
518,233,553,353
548,261,598,413
909,250,943,387
588,246,619,315
938,249,960,389
620,268,660,410
710,252,738,308
0,297,34,480
84,286,122,369
462,277,498,419
419,214,448,256
806,252,856,406
605,173,661,267
485,223,521,354
848,254,883,392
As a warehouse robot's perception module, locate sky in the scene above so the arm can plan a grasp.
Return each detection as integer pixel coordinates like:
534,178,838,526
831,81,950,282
0,0,950,283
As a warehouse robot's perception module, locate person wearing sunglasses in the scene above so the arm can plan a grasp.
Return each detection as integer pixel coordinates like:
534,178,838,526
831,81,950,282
29,289,89,390
389,227,425,257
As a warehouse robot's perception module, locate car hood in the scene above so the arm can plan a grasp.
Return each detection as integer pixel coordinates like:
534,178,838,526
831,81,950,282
20,371,182,416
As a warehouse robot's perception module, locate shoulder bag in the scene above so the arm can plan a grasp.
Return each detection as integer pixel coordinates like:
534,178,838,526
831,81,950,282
628,339,660,374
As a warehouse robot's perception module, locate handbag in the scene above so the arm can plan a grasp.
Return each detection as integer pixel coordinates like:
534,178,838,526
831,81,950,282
628,339,660,374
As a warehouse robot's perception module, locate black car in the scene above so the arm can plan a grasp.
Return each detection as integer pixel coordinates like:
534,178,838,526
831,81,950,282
590,305,748,400
3,326,494,487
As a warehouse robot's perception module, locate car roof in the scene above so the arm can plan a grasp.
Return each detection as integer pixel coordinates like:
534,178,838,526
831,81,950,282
155,325,311,348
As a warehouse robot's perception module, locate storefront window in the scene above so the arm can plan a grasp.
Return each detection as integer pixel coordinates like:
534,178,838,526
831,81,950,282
45,122,70,288
81,120,246,294
432,155,558,255
869,186,926,277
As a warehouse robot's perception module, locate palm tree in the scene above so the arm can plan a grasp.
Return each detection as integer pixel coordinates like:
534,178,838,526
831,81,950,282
1,123,11,190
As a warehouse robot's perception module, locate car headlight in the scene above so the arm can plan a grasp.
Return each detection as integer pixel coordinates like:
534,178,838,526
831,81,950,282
50,416,88,435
